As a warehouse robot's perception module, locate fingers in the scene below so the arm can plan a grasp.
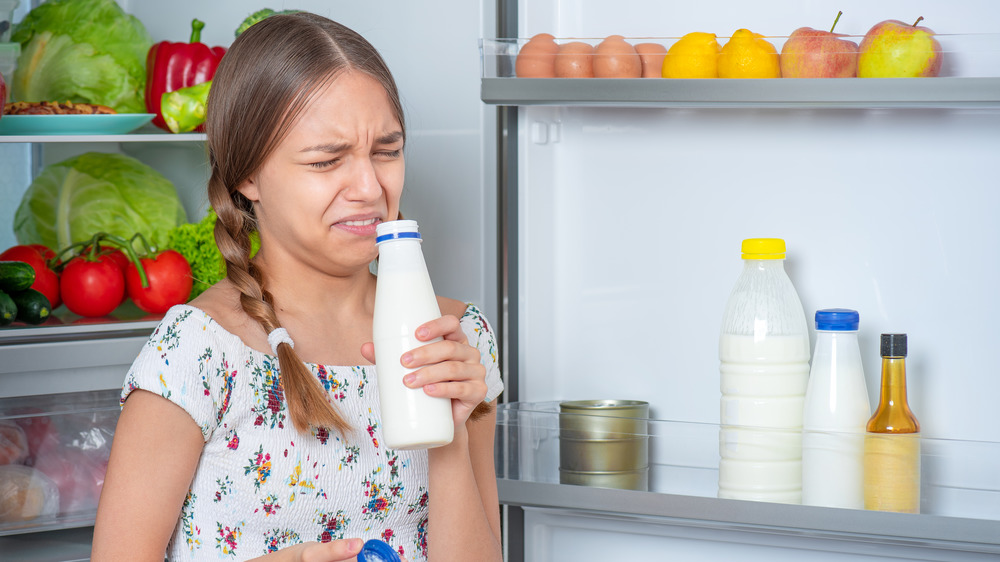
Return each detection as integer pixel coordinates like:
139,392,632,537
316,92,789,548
360,341,375,364
401,338,479,370
403,360,488,404
416,314,466,343
298,538,363,562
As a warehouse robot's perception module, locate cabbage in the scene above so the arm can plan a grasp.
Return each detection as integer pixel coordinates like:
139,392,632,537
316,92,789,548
13,153,187,252
10,0,152,113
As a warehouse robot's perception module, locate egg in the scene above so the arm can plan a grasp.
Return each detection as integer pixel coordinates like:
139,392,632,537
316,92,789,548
593,35,642,78
555,41,595,78
634,42,667,78
515,33,558,78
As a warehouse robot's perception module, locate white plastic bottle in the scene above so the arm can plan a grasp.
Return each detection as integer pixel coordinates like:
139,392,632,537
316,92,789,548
373,220,454,450
802,308,871,509
719,238,810,504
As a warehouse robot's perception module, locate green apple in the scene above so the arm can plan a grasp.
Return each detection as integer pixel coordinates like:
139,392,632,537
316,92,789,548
858,17,942,77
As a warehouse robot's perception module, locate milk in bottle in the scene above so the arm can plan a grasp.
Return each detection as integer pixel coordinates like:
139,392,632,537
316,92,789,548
802,308,871,509
719,238,810,503
373,220,454,450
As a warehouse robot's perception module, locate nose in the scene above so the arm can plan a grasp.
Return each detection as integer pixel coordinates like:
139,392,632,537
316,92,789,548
343,155,382,202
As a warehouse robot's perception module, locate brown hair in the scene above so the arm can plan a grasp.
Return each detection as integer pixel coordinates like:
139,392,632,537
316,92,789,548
205,13,406,435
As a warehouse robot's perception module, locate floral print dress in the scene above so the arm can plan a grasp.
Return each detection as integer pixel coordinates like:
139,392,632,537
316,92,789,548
121,303,502,561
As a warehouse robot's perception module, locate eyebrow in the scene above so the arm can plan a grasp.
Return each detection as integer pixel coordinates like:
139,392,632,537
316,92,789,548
299,131,404,154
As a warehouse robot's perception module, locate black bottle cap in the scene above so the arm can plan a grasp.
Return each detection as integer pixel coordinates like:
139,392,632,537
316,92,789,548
881,333,907,357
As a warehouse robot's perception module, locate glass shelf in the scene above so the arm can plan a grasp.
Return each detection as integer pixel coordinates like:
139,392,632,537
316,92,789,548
479,35,1000,108
0,132,206,144
494,401,1000,553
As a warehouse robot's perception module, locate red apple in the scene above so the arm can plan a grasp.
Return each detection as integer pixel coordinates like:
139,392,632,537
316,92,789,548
780,12,859,78
858,17,942,77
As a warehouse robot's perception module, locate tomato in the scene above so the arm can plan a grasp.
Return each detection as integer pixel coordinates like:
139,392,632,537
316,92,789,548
83,245,130,303
0,244,61,309
60,254,125,317
125,250,193,314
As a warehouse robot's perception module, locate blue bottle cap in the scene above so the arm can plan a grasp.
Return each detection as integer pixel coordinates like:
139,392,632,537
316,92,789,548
357,539,401,562
815,308,860,331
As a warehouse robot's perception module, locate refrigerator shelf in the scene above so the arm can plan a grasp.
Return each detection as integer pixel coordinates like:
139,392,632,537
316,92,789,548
480,76,1000,108
495,401,1000,553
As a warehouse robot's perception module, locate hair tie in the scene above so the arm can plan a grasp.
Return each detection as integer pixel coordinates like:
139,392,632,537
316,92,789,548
267,327,294,354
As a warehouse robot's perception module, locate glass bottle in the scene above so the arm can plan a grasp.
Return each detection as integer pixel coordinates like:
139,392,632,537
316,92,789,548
718,238,810,504
802,308,871,508
373,220,454,450
864,333,920,513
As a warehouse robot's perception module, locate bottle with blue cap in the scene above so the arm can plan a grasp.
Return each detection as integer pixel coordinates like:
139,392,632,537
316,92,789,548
357,538,402,562
802,308,871,509
373,219,454,450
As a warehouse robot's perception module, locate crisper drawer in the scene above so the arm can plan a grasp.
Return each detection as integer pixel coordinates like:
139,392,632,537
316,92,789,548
0,389,120,537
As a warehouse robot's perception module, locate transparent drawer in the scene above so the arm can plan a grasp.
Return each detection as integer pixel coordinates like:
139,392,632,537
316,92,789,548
0,389,120,535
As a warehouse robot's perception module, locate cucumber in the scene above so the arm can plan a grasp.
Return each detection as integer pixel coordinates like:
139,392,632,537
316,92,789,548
0,291,15,326
10,288,50,325
0,261,36,293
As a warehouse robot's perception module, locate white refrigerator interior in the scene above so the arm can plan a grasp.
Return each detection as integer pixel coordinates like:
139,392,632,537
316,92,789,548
501,0,1000,559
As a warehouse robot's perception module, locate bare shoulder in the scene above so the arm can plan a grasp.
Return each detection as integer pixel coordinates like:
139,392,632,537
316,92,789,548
436,296,469,319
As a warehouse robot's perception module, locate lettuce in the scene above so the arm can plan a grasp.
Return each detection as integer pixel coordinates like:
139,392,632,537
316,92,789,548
10,0,152,113
13,153,187,252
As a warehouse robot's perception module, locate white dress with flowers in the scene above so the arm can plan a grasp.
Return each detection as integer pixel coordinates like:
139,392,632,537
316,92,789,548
121,303,502,561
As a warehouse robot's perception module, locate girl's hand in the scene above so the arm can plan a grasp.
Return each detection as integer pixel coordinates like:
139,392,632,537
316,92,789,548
362,314,487,427
248,538,365,561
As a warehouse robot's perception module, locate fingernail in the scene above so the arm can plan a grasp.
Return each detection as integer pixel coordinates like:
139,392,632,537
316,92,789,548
350,538,363,551
403,374,416,386
417,327,429,339
423,383,436,393
401,353,412,366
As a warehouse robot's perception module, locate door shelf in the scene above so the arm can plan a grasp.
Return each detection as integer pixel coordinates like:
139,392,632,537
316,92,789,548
495,401,1000,554
480,77,1000,108
0,132,206,144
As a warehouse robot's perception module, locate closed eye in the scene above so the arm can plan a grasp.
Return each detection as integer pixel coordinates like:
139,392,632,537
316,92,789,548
375,149,402,159
309,158,340,169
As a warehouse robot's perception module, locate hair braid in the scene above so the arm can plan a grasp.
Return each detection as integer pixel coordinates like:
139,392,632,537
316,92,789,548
209,175,352,436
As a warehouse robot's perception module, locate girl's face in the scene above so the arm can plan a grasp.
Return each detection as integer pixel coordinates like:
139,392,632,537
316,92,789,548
238,71,405,274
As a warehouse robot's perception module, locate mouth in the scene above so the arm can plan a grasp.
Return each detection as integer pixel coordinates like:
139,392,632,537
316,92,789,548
333,215,381,236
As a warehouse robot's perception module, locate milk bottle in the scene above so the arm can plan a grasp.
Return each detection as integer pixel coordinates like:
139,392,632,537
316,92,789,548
719,238,810,503
373,220,454,450
802,308,871,509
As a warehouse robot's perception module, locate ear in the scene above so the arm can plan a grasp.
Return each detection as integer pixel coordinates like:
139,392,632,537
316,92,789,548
236,176,261,202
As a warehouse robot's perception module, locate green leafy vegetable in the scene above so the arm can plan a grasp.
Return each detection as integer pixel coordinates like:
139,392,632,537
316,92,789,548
235,8,301,37
10,0,153,113
14,152,187,253
167,210,260,299
167,209,222,299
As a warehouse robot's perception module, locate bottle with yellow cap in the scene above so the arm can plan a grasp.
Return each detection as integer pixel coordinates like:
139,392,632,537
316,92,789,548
718,238,810,504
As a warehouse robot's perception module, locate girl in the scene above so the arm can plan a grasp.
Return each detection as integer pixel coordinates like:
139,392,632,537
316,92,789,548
92,12,503,562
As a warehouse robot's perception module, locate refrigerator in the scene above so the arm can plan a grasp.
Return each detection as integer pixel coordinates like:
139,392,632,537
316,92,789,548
483,0,1000,560
2,0,1000,560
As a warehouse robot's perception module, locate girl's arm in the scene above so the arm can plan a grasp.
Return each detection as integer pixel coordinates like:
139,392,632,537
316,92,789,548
93,390,370,562
427,405,503,561
92,390,205,560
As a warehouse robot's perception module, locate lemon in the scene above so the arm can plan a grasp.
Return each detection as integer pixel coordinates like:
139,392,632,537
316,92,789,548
662,32,721,78
718,29,781,78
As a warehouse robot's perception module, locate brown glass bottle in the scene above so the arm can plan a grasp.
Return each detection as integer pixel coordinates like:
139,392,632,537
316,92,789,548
864,333,921,513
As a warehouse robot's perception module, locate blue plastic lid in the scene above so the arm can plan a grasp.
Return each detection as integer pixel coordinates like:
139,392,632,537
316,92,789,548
357,539,401,562
376,219,422,244
815,308,860,331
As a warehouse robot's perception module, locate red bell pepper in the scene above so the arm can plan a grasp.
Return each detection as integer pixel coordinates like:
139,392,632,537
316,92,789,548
145,19,226,132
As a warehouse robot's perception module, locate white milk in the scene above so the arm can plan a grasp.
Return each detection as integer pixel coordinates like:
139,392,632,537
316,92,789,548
373,221,454,450
719,333,810,503
802,326,871,509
